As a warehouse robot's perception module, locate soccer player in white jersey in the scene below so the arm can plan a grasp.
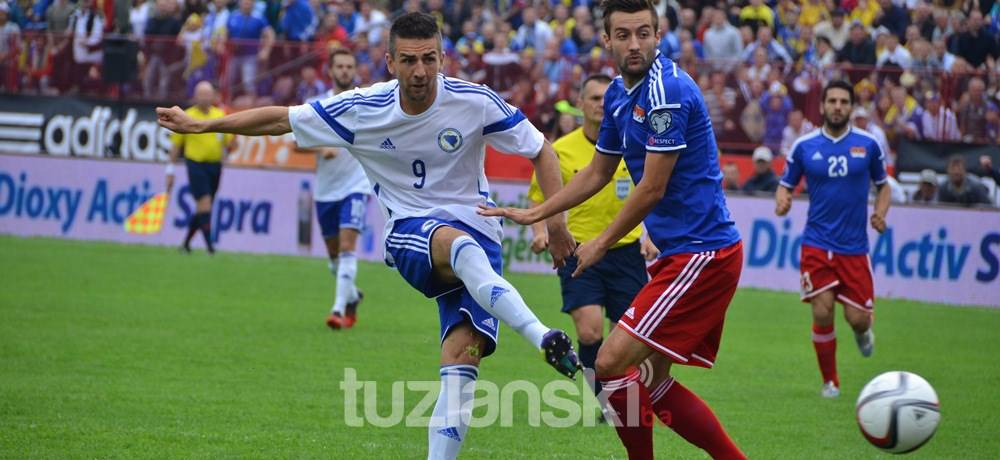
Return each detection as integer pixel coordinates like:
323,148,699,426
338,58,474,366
157,13,581,459
302,49,371,330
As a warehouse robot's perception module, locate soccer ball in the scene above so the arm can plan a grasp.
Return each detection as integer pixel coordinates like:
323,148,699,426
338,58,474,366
856,371,940,454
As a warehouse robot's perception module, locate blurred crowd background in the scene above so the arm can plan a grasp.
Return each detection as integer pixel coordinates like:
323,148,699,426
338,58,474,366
0,0,997,204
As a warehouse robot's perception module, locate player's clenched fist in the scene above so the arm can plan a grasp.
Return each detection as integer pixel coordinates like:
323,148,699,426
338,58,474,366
775,187,792,216
156,106,202,134
870,212,887,233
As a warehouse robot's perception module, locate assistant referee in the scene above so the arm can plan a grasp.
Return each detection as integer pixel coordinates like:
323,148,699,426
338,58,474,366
528,74,658,391
165,81,234,254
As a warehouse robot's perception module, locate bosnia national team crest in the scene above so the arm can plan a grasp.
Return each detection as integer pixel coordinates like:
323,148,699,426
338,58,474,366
850,146,867,158
438,128,463,153
649,110,672,134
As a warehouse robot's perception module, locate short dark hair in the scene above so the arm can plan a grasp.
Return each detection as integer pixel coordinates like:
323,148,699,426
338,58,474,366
601,0,658,36
329,48,355,63
389,12,441,56
947,154,966,168
822,80,855,104
581,73,613,92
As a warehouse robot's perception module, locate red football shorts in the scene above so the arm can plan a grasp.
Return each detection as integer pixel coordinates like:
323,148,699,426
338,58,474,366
617,242,743,369
799,244,875,312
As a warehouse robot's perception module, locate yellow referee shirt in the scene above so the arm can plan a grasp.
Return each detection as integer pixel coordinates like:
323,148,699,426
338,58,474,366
169,106,232,163
528,128,642,248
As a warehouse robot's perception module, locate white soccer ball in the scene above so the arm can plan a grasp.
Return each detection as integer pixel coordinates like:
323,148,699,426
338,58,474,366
856,371,940,454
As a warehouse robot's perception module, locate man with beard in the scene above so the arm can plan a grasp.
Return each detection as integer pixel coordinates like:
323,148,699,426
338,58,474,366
157,13,581,459
775,80,892,399
303,49,372,330
483,1,747,458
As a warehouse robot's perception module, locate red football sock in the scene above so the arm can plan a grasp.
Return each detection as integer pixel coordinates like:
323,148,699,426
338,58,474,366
649,378,746,460
812,323,839,386
600,369,655,460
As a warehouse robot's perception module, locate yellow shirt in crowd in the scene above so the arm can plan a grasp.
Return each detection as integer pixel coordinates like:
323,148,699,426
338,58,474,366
169,106,233,163
739,5,776,27
528,127,642,248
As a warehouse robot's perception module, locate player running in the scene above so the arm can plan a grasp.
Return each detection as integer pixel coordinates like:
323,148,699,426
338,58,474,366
775,80,891,399
156,12,581,460
483,1,746,458
301,49,371,330
526,73,659,398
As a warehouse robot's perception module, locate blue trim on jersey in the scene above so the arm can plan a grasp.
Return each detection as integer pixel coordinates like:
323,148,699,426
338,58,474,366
443,79,513,117
309,101,355,144
482,110,526,135
324,92,394,114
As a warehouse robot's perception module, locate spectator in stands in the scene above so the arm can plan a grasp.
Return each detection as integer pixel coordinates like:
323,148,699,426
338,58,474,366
914,91,960,141
781,109,815,156
335,0,360,36
46,0,75,34
742,25,793,68
854,78,877,113
911,3,935,40
939,155,994,206
740,0,774,34
908,39,941,75
850,0,881,27
761,85,793,153
295,65,325,103
69,0,103,91
876,32,912,69
0,3,19,91
978,155,1000,185
703,9,743,71
225,0,273,97
814,8,849,50
483,29,519,95
658,14,680,59
956,11,998,69
703,70,737,133
986,105,1000,145
143,0,182,99
811,35,836,69
355,2,388,45
911,169,939,204
884,86,920,137
837,22,877,67
958,77,992,143
743,146,780,193
931,38,957,71
722,162,741,192
874,0,909,39
851,107,892,163
280,0,316,42
931,8,951,43
513,5,552,52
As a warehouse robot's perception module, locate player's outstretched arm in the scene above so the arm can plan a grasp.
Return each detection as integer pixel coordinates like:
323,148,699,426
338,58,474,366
156,106,291,136
572,151,676,277
775,186,793,216
480,148,617,225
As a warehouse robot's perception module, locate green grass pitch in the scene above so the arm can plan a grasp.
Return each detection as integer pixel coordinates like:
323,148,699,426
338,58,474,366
1,235,998,459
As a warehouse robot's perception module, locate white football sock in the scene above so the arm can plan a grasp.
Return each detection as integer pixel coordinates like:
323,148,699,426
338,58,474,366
332,252,357,315
428,365,477,460
450,236,548,348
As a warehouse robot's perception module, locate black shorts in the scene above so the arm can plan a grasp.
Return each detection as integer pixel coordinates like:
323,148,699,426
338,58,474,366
186,159,222,200
556,241,648,322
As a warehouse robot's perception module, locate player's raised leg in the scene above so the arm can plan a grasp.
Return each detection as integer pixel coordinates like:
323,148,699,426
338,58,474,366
428,322,484,460
810,290,840,398
430,226,580,378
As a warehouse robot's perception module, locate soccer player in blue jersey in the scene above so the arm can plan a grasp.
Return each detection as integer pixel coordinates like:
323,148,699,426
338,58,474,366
483,1,747,458
775,80,892,399
157,13,582,459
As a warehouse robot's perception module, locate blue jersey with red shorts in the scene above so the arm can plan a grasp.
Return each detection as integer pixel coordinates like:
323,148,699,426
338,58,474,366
595,52,742,368
780,127,888,310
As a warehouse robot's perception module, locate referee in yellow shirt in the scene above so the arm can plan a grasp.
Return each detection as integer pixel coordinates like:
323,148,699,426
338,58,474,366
528,75,659,390
165,81,234,254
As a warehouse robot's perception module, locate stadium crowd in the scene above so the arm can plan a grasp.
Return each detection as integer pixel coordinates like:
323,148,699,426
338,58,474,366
0,0,998,204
